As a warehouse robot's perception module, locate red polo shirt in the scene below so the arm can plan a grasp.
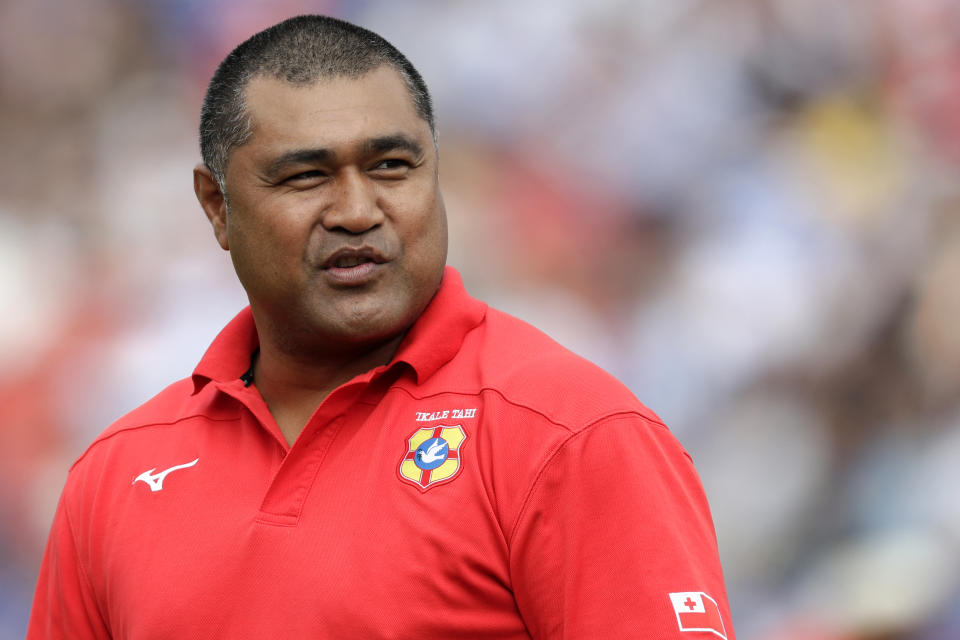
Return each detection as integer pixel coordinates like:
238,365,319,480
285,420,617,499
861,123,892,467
28,267,734,639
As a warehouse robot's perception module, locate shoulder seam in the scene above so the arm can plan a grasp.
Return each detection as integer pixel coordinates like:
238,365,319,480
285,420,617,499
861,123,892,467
391,385,664,434
72,415,240,469
61,489,111,630
505,411,668,547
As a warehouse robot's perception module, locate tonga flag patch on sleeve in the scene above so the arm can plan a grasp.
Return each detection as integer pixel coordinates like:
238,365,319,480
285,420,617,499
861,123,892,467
668,592,728,639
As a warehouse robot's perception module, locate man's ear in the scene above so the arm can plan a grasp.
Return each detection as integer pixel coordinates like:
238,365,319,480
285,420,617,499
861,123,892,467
193,164,230,250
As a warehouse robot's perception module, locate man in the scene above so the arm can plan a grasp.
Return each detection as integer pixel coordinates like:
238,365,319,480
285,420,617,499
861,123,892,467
28,15,735,639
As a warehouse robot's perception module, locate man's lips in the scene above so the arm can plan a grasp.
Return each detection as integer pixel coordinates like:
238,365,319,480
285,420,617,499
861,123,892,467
321,247,388,270
320,247,388,285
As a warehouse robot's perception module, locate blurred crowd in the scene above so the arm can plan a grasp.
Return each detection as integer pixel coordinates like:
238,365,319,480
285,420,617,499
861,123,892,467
3,0,960,637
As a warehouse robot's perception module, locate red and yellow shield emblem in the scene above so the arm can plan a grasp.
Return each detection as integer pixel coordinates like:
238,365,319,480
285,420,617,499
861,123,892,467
398,425,467,491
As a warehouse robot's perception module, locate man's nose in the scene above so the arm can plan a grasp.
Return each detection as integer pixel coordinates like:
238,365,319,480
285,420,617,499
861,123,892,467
321,168,384,233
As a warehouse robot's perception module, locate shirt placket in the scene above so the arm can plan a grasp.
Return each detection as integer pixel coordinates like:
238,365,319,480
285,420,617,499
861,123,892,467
252,380,384,528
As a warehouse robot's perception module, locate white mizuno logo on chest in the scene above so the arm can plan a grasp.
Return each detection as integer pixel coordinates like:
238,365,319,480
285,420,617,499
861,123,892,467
133,458,199,492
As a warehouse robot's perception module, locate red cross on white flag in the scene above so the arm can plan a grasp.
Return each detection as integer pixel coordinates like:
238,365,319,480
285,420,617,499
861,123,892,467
668,592,727,639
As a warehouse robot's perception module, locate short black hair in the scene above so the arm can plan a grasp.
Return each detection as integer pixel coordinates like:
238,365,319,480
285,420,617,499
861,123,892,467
199,15,435,189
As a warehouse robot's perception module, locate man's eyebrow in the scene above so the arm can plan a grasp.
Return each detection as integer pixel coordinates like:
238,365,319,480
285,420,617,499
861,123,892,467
263,136,424,178
363,135,424,157
265,148,335,178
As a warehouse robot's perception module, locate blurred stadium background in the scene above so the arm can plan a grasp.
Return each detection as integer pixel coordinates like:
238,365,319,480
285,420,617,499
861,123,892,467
3,0,960,637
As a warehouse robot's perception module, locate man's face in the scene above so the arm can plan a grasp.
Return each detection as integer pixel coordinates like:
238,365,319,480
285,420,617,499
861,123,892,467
208,66,447,356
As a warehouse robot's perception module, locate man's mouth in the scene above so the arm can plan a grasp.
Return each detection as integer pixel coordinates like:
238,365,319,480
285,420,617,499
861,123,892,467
322,247,387,270
320,247,388,285
332,255,372,268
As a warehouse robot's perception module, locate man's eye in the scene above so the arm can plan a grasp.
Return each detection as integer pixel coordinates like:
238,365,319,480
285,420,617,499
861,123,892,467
284,170,326,183
371,159,411,173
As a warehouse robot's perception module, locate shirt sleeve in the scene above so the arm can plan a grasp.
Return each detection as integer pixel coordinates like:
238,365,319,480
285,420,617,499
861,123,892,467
27,488,111,640
508,413,735,639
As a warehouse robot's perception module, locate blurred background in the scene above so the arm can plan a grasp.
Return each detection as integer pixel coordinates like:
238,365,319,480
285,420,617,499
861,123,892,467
2,0,960,637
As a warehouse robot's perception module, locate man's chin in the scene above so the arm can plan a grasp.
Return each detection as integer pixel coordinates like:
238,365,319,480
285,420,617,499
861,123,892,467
307,306,413,354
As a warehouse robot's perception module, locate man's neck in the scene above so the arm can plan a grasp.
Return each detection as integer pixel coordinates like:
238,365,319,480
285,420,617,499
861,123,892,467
252,333,404,447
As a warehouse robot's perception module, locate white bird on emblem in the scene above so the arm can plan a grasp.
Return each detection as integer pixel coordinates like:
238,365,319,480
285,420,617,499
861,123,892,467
417,439,448,464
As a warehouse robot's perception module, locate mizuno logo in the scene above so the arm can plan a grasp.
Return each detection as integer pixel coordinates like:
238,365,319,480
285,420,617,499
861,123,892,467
133,458,199,492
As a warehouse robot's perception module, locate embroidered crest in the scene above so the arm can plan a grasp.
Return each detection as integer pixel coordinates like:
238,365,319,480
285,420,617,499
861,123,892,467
398,425,467,491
